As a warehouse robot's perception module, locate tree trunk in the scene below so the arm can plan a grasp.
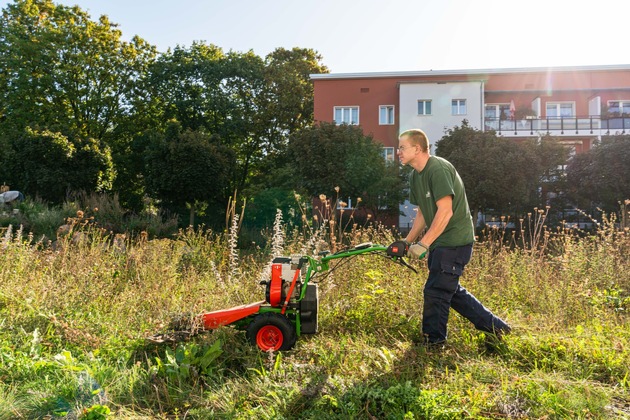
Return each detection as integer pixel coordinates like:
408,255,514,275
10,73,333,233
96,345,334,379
189,205,195,228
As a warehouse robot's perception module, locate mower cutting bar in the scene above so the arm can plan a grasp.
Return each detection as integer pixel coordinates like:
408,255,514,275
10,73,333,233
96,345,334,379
201,301,266,329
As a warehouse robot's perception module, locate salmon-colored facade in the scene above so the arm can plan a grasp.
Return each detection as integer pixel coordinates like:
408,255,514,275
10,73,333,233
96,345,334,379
312,65,630,154
312,65,630,230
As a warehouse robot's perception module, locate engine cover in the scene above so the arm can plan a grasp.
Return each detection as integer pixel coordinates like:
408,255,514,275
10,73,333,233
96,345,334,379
266,257,300,307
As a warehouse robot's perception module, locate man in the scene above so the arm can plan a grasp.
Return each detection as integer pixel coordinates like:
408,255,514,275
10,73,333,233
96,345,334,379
394,128,510,346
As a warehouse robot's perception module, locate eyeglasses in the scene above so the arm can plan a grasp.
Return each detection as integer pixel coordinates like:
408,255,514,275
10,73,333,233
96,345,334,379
397,145,417,152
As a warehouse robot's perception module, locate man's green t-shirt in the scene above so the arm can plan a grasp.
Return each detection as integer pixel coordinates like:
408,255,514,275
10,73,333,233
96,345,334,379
409,156,474,248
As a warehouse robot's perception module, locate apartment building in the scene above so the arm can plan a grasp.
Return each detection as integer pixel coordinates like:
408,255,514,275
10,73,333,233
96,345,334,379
312,64,630,156
311,64,630,229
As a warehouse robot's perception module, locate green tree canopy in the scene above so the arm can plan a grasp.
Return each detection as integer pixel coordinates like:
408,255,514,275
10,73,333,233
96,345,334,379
142,122,236,226
0,1,330,226
0,0,156,207
0,0,156,142
566,135,630,213
260,47,329,149
247,48,329,192
146,43,329,195
287,122,403,215
145,43,266,193
435,121,567,214
3,128,113,203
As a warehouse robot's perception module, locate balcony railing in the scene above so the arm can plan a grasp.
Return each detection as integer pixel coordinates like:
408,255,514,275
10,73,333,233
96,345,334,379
484,116,630,137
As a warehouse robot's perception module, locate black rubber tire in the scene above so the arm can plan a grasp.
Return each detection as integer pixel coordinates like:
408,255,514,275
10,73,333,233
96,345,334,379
246,313,297,351
299,284,318,334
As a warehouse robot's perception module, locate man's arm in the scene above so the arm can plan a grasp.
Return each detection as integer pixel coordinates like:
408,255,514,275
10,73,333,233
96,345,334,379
404,207,426,243
419,195,453,247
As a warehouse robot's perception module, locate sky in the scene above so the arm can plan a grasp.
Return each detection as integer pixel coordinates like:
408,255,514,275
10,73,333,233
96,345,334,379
2,0,630,74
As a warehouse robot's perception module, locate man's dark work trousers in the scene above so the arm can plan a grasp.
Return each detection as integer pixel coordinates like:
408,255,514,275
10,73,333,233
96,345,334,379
423,244,510,343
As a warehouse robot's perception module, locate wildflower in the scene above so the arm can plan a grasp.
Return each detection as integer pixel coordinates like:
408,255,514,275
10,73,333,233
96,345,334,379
227,214,241,282
334,186,340,192
319,194,326,201
339,201,347,208
357,197,362,203
77,210,84,218
271,209,285,257
313,215,319,221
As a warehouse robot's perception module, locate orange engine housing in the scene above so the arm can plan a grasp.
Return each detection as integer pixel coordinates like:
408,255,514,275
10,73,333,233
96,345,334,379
267,257,300,307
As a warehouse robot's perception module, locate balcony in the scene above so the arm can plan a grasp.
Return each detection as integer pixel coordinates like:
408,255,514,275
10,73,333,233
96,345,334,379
484,116,630,137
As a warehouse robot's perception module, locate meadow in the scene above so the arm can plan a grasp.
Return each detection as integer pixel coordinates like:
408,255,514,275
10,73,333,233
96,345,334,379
0,207,629,419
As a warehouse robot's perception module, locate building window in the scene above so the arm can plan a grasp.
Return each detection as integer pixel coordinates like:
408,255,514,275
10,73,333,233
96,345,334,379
334,106,359,125
485,104,511,119
546,102,574,118
452,99,467,115
608,100,630,115
418,100,432,115
336,197,353,210
382,147,395,162
379,105,395,125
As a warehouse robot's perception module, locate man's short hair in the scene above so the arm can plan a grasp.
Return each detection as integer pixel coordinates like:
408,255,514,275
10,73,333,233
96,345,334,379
400,129,429,152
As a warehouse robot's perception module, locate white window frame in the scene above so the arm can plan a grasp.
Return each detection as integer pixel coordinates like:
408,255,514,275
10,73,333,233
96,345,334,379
546,102,575,118
379,105,395,125
607,100,630,115
336,197,353,210
452,99,467,116
382,147,395,162
485,103,511,119
333,106,359,125
418,100,432,115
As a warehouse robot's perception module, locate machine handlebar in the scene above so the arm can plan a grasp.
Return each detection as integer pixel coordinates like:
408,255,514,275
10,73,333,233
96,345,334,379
316,242,417,273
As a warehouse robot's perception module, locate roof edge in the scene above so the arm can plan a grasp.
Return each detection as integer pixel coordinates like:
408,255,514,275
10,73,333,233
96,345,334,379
310,64,630,80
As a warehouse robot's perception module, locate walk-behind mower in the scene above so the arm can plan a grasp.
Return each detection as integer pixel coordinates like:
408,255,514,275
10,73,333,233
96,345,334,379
149,241,416,351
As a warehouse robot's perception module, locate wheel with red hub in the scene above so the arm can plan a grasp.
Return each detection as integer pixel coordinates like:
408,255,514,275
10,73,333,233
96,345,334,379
246,313,297,351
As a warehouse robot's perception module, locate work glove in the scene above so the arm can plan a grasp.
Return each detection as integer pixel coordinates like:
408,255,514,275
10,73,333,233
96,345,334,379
408,242,428,259
386,240,409,258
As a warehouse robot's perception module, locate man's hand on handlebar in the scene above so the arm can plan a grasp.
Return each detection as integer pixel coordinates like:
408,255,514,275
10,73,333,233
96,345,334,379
408,242,428,259
386,240,409,258
386,240,428,260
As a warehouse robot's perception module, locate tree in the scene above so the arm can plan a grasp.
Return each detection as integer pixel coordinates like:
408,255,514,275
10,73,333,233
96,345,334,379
145,43,267,193
0,0,156,206
0,0,156,141
566,135,630,213
142,122,236,226
244,48,329,196
286,122,403,216
435,121,566,215
257,47,329,156
534,134,570,209
146,44,329,197
3,128,113,203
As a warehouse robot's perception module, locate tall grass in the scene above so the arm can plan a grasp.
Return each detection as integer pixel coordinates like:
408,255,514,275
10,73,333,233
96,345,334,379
0,205,629,418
